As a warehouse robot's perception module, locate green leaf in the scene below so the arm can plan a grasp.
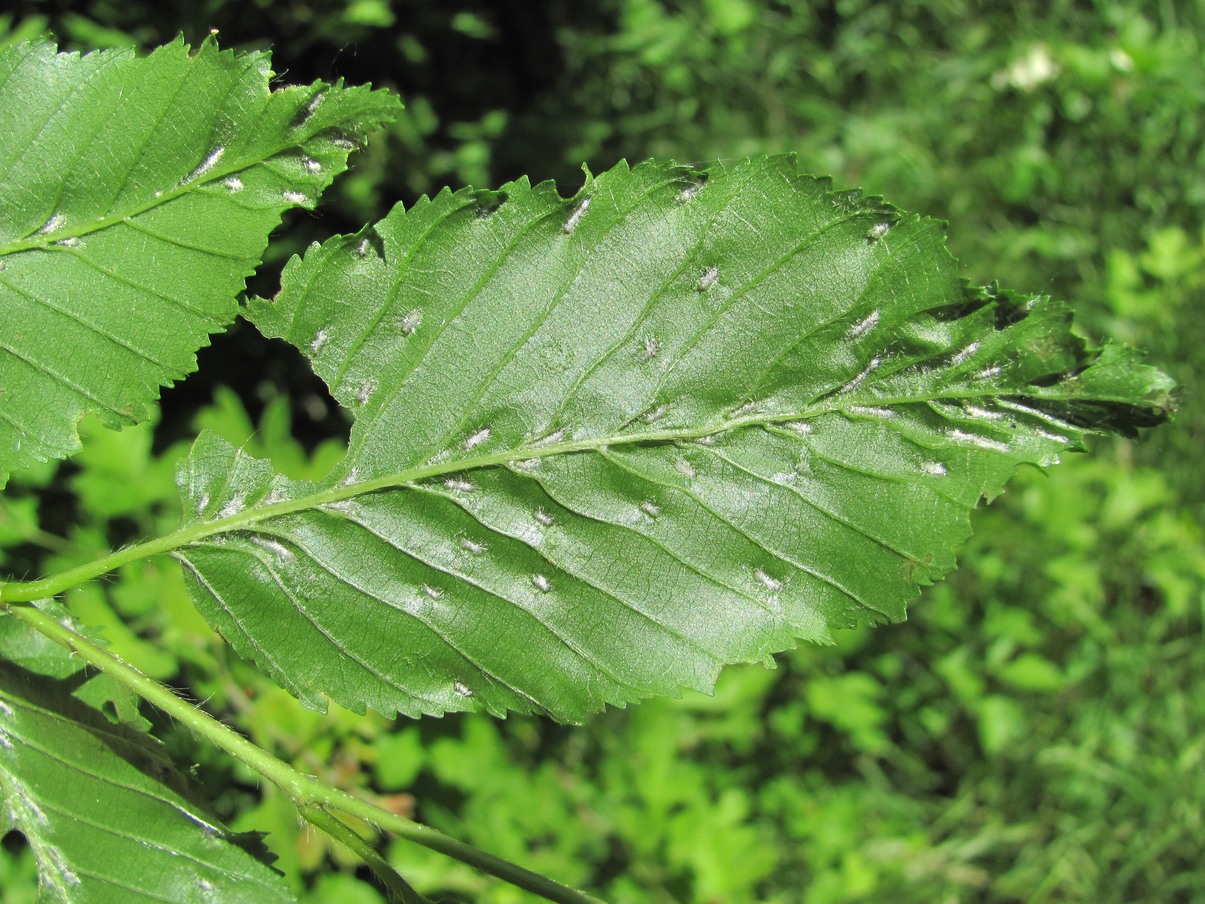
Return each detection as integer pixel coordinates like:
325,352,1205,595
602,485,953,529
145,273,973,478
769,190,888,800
0,37,400,488
0,606,146,728
0,612,294,902
996,652,1066,693
177,156,1171,722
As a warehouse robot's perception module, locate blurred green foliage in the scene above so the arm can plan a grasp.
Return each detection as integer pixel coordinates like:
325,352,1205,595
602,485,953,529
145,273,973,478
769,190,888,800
2,1,1202,901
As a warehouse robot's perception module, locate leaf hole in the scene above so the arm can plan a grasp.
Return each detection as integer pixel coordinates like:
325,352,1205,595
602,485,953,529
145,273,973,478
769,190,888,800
474,190,508,217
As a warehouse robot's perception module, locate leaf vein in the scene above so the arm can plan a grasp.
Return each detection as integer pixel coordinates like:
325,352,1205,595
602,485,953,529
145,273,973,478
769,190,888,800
0,336,132,420
304,506,640,701
708,445,920,561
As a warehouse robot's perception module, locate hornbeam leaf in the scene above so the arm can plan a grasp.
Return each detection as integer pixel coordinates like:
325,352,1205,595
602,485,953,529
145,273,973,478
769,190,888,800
0,612,294,903
0,37,400,488
177,156,1171,722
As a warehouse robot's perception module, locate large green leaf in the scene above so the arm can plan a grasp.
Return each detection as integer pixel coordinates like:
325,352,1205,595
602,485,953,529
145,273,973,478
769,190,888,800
176,157,1171,722
0,37,399,488
0,610,294,903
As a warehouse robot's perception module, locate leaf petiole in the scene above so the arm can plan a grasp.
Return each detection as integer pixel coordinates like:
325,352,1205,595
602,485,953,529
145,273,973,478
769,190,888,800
298,803,431,904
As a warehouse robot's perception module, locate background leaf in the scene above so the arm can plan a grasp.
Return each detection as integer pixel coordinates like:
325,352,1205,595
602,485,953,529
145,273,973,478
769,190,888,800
171,156,1170,723
0,609,294,903
0,37,399,488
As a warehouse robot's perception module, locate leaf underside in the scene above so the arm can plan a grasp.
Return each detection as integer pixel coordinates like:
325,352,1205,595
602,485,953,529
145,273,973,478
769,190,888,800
0,37,399,488
175,156,1170,723
0,611,293,903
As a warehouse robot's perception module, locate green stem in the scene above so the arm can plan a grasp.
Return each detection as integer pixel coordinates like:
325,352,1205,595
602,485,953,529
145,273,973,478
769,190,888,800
298,803,430,904
3,602,607,904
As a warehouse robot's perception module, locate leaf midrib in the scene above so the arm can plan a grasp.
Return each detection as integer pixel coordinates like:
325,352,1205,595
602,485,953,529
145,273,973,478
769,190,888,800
1,385,1033,605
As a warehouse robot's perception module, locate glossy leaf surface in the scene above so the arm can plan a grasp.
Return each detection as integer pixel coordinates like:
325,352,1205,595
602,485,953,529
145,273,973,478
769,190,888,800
175,157,1171,721
0,37,399,487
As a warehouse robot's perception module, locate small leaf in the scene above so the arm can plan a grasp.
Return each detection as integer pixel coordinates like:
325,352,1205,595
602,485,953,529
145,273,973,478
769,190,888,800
0,612,294,902
996,652,1066,693
0,37,400,488
176,157,1170,722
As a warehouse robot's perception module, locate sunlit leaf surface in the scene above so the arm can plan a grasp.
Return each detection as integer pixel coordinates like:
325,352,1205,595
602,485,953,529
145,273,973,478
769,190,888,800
177,157,1171,722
